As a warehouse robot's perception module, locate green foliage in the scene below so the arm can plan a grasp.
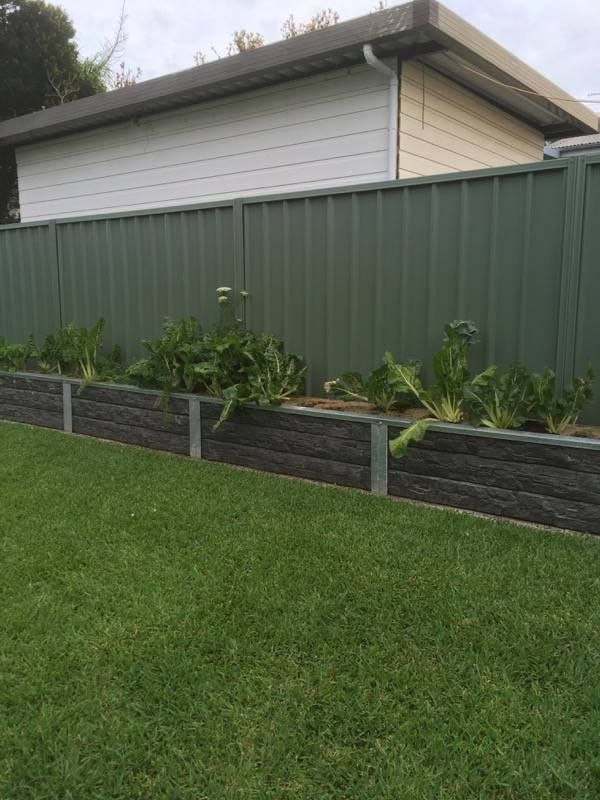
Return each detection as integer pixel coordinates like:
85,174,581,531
37,319,120,385
126,312,306,426
324,360,412,412
465,364,533,429
0,308,596,443
194,327,261,399
246,337,305,405
127,318,205,394
0,1,96,115
530,367,594,435
0,335,36,372
217,335,306,426
324,372,367,403
388,418,431,458
388,320,479,457
387,321,478,421
0,0,105,221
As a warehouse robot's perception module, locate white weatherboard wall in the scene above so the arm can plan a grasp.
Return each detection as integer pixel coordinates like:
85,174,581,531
398,61,544,177
16,65,390,222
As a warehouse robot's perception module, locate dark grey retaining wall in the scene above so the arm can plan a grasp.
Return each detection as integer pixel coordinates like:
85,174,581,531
0,374,62,429
0,371,599,535
387,429,600,535
201,402,371,490
71,385,189,455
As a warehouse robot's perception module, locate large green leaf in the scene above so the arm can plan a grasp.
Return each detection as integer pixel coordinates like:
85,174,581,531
388,419,434,458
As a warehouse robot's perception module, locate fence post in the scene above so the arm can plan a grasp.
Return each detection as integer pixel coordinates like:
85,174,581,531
233,199,246,325
370,421,388,495
62,382,72,433
49,220,64,328
555,156,587,389
189,397,202,459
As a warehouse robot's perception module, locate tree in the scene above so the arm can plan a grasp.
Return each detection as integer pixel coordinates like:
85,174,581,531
0,0,139,222
45,3,140,102
0,0,98,221
0,0,98,122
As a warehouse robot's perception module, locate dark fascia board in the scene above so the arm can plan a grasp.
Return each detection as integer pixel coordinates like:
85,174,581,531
425,3,598,136
0,1,428,147
0,0,596,148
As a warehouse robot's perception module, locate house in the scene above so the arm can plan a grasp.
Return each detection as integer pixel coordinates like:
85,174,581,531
545,134,600,159
0,0,596,223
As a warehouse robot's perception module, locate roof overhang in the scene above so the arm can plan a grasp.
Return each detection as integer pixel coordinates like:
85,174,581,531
0,0,596,148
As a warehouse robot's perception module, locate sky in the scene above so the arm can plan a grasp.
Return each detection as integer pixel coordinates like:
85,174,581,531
57,0,599,109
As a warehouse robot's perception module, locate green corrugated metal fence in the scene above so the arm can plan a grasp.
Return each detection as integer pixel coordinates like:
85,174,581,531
56,204,238,359
243,161,573,393
0,222,61,342
0,157,598,418
574,156,600,421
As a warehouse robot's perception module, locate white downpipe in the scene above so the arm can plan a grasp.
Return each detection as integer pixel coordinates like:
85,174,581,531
363,44,398,180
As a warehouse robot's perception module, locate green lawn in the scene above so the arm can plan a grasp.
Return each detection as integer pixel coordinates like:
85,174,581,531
1,422,599,799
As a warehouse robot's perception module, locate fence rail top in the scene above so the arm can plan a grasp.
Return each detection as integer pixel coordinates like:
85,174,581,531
0,158,575,232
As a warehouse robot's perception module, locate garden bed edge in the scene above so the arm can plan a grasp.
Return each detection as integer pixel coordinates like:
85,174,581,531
1,370,599,534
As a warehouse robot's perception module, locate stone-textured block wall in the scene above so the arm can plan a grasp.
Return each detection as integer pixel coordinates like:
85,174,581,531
71,386,189,454
1,372,599,535
0,374,62,429
388,429,600,535
200,402,371,490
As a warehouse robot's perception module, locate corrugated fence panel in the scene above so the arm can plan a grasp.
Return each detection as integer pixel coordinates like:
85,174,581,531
575,157,600,422
244,162,570,394
1,159,599,423
57,206,236,358
0,223,61,342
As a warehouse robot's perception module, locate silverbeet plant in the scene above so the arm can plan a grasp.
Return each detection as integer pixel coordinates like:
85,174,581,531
464,363,533,430
530,367,594,435
218,335,306,426
126,287,306,427
388,320,480,457
37,319,121,388
324,360,413,413
126,317,206,395
0,336,37,372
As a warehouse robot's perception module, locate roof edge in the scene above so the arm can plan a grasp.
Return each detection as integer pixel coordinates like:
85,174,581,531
0,0,596,148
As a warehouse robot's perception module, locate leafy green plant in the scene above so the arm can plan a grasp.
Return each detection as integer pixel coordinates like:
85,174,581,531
464,364,533,429
530,367,594,434
126,291,306,427
324,361,412,412
37,319,121,387
217,335,305,426
324,372,367,402
0,336,37,372
126,318,206,395
192,327,260,398
388,320,480,457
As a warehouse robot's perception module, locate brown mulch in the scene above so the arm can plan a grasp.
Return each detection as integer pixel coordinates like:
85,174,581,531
285,398,600,440
289,397,430,420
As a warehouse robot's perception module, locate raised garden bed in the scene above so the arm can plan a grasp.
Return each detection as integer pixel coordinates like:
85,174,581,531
1,370,599,535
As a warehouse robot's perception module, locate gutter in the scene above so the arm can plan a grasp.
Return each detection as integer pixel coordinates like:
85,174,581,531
363,44,398,180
